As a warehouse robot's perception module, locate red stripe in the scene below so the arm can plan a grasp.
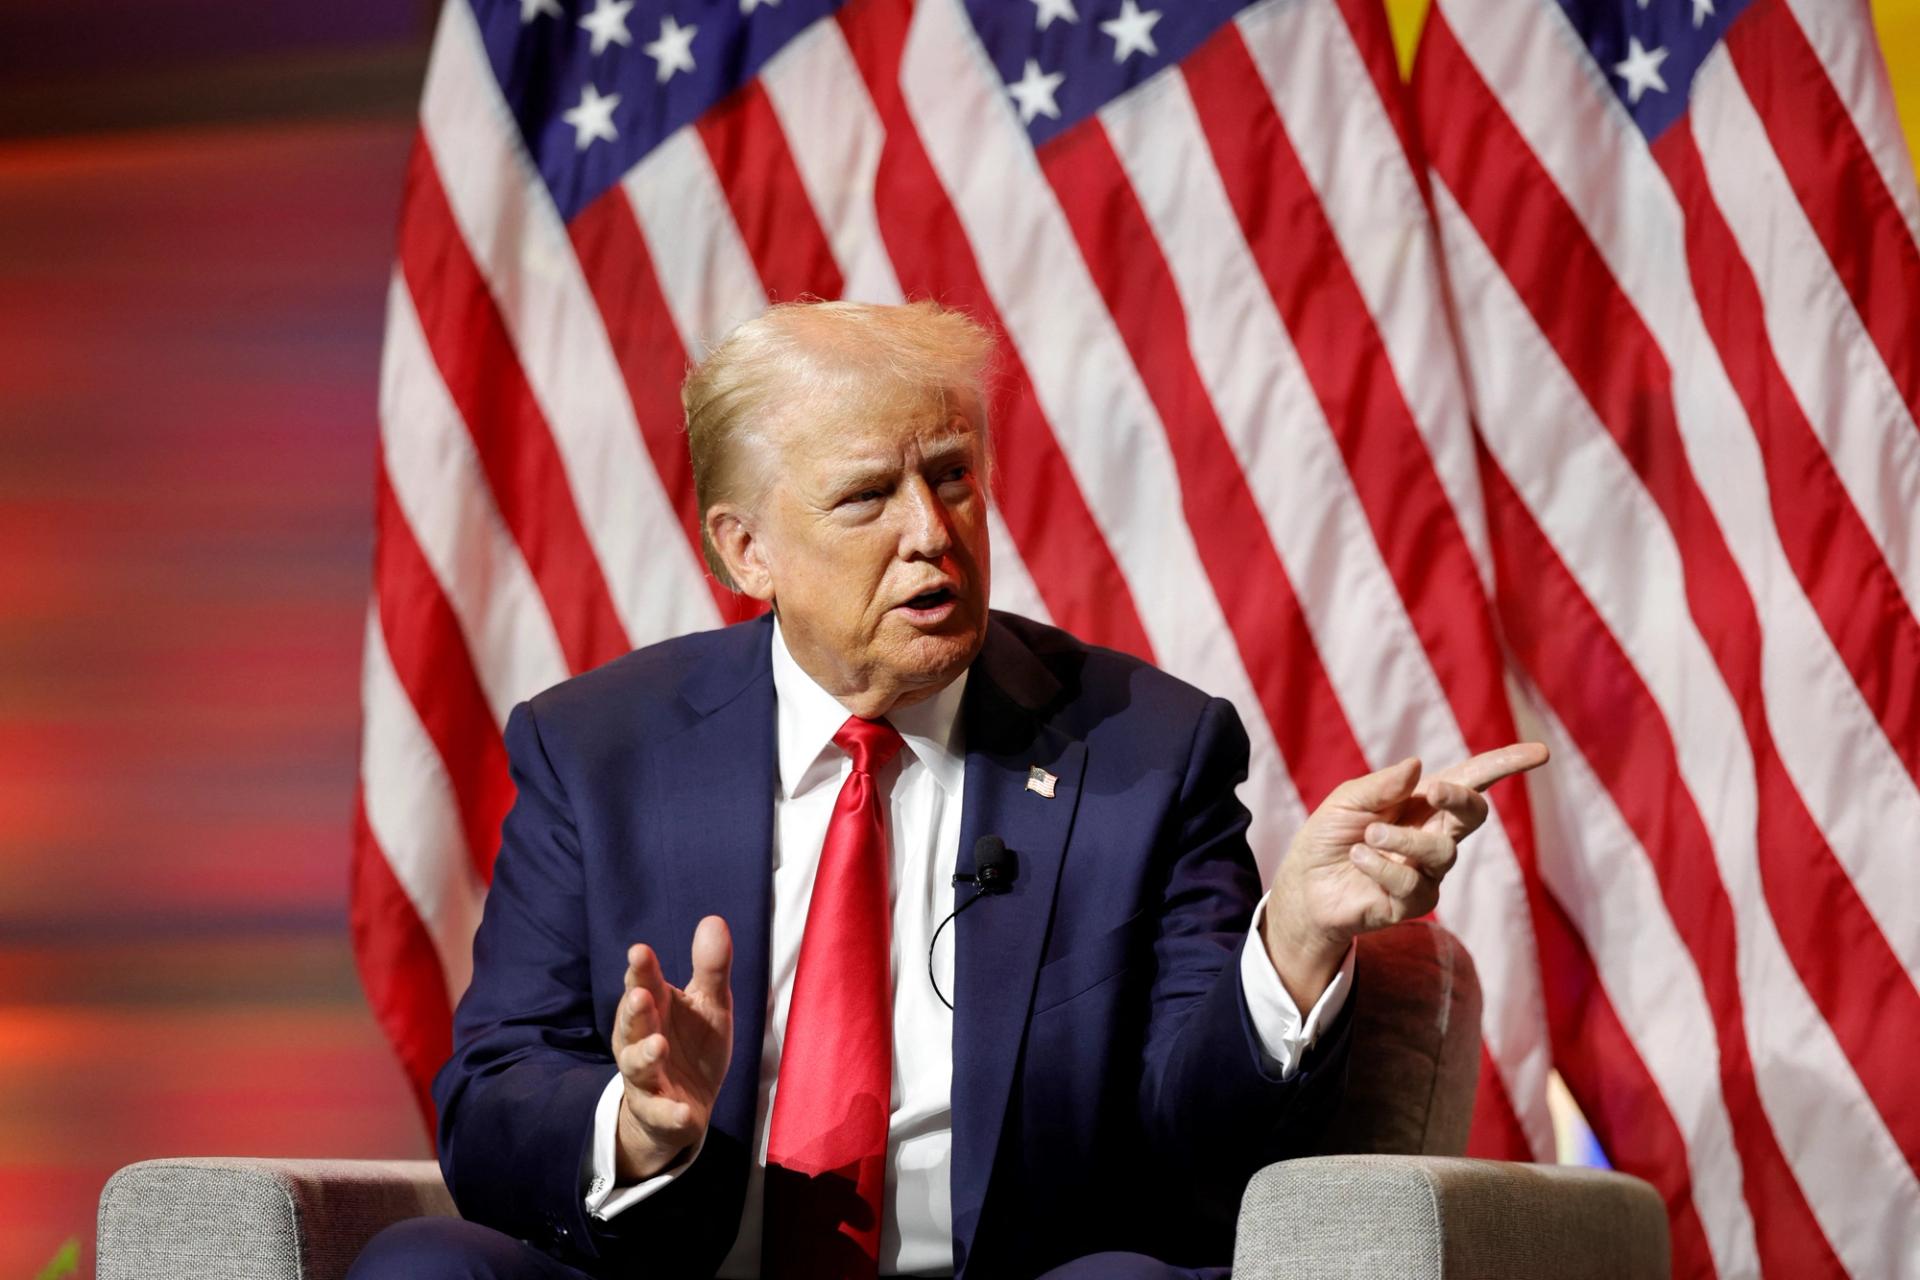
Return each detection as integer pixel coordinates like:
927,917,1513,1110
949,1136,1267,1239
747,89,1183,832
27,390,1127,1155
697,78,846,304
1210,8,1581,1156
1420,13,1848,1268
1723,0,1920,440
835,0,1154,660
397,131,631,672
1523,886,1720,1280
1657,125,1920,1179
373,459,515,884
350,790,452,1143
1678,62,1920,793
1426,0,1920,1188
1326,0,1423,191
1464,1043,1534,1161
567,187,762,626
1184,27,1536,839
1036,118,1366,809
1476,445,1837,1276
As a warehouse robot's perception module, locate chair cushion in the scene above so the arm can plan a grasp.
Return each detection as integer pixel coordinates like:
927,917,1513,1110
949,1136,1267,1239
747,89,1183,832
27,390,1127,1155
1314,919,1482,1157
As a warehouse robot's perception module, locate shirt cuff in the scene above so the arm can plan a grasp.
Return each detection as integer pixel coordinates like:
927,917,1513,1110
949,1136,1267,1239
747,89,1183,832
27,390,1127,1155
581,1071,706,1220
1239,889,1356,1079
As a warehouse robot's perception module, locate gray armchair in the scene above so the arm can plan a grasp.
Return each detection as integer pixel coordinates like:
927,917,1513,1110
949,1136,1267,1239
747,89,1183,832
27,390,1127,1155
97,921,1667,1279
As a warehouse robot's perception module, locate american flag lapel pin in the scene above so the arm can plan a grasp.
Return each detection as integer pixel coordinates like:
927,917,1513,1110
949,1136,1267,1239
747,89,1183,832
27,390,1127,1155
1025,765,1058,798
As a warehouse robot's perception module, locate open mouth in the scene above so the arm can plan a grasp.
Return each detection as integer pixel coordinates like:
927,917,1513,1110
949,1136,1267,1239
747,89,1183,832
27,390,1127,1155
901,586,956,611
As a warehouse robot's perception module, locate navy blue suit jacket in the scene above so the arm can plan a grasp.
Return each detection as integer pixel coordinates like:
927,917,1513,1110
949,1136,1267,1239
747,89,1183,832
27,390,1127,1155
432,611,1352,1278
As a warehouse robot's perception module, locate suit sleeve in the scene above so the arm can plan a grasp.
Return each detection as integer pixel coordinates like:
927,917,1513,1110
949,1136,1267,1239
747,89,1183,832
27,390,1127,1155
430,700,731,1270
1135,696,1355,1212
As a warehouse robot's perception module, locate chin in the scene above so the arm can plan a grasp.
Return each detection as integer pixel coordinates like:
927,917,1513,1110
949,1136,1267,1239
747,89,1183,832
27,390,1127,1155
887,625,983,685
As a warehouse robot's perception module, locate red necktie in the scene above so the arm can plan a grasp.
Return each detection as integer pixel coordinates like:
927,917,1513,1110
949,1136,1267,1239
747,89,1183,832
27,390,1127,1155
762,715,904,1279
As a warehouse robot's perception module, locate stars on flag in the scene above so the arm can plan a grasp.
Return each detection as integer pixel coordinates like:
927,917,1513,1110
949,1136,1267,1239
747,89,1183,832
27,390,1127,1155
520,0,561,22
1612,36,1669,104
644,14,699,82
1099,0,1160,62
1003,0,1167,132
1007,58,1065,124
1692,0,1715,28
562,82,620,149
1030,0,1078,30
578,0,634,55
741,0,780,11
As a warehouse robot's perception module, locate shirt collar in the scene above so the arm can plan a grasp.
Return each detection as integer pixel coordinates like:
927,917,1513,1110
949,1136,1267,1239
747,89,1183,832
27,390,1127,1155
770,616,968,801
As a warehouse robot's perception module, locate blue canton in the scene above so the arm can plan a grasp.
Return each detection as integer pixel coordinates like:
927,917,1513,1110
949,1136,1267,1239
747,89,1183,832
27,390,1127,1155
965,0,1260,148
471,0,845,222
1556,0,1755,140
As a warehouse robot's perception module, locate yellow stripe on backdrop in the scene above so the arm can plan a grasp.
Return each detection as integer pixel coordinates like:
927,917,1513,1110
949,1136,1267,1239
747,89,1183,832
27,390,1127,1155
1383,0,1920,181
1881,0,1920,173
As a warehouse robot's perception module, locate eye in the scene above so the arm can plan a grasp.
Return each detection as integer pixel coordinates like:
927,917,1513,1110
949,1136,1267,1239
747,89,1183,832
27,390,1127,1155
936,463,972,486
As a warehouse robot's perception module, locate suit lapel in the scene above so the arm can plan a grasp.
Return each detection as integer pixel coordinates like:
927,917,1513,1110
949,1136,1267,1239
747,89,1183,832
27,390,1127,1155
639,616,777,1146
949,620,1086,1269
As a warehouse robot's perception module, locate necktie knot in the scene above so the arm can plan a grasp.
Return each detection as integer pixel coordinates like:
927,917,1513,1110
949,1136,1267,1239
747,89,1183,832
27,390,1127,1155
834,714,904,777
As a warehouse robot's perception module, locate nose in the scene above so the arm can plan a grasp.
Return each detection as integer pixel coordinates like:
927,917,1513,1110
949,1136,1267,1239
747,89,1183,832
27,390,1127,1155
897,474,954,560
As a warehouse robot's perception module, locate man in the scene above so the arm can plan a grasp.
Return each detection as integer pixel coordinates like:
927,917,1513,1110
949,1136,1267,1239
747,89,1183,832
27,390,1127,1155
349,301,1544,1280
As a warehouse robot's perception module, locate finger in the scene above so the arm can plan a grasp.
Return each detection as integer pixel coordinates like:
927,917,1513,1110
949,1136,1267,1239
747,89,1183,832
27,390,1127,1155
1330,756,1422,814
686,915,733,1011
618,1030,670,1087
1418,779,1488,839
633,940,664,997
1364,824,1457,879
1350,846,1440,920
630,941,673,1024
614,984,662,1052
1434,742,1550,793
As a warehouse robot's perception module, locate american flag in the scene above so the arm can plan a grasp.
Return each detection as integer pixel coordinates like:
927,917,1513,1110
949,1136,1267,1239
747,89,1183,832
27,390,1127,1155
1414,0,1920,1274
350,0,1919,1273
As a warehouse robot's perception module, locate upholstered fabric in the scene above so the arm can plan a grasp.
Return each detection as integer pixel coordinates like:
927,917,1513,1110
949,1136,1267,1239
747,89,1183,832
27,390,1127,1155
1316,918,1483,1158
1233,1155,1670,1280
93,923,1670,1279
96,1157,453,1280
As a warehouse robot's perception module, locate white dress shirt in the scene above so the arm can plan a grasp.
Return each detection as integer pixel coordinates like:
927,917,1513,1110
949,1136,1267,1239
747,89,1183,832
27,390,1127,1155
582,620,1355,1276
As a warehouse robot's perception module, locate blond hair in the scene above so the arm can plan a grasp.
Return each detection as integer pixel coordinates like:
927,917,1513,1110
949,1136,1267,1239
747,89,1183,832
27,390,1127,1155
681,299,998,589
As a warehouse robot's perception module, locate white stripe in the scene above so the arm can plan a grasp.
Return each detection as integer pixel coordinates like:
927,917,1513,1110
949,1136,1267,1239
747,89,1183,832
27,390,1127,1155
359,599,487,1003
1442,0,1920,996
622,128,769,361
1503,667,1761,1277
1099,68,1552,1157
1775,0,1920,252
1433,168,1920,1272
379,271,570,723
759,20,906,306
757,21,1052,628
1234,0,1494,599
418,0,718,648
1691,54,1920,629
900,0,1306,868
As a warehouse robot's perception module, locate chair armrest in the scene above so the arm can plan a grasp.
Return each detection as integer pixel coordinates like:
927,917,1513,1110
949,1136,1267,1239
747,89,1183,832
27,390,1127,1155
97,1157,455,1280
1233,1155,1669,1280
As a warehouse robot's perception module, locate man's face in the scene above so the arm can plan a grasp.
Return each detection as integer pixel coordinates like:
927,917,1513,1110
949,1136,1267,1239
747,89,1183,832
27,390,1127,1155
738,388,992,715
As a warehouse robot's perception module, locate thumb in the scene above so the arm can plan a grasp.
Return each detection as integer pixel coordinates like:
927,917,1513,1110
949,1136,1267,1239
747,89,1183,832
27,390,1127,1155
686,914,733,1010
1330,756,1422,815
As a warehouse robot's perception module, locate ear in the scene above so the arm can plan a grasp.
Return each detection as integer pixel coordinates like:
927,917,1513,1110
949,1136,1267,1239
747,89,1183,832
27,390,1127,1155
707,505,776,603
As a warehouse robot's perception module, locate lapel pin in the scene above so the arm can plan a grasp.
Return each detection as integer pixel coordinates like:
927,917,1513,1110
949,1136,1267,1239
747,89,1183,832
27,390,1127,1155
1025,765,1058,798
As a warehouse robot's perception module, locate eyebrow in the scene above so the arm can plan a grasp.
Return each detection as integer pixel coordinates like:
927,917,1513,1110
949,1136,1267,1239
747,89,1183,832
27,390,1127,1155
825,436,977,491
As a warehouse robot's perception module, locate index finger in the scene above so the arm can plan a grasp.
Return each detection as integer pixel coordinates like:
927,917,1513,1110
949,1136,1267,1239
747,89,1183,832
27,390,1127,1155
1433,742,1550,793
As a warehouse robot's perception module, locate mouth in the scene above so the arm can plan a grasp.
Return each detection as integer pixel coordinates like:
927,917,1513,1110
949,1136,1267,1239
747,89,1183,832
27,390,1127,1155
895,584,961,622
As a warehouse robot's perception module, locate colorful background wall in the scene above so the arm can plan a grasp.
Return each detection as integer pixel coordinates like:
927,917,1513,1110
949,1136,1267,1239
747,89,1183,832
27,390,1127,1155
1,2,1916,1276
